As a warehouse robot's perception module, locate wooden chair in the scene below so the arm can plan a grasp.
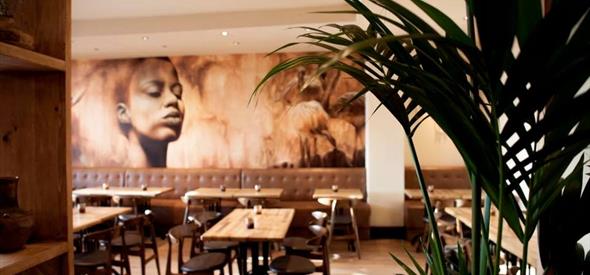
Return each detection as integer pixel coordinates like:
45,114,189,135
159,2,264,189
282,211,328,256
269,255,316,275
165,224,226,275
111,214,161,275
282,225,330,275
74,228,114,275
182,197,223,231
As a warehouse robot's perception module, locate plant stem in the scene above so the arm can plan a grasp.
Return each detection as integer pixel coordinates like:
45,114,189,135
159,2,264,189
481,196,492,273
407,136,447,275
471,171,482,275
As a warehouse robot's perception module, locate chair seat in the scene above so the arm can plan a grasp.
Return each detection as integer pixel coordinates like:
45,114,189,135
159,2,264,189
270,255,316,274
203,240,238,251
111,232,142,247
74,250,110,267
193,211,222,223
181,252,227,273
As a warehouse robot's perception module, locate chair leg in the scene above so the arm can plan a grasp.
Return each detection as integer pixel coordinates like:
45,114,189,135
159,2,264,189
151,238,161,275
140,255,146,275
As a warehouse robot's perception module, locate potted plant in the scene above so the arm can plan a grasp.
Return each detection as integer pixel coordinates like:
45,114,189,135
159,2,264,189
253,0,590,274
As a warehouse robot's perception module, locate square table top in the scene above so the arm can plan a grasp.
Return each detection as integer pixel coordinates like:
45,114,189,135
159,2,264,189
73,206,132,232
184,187,241,199
201,208,295,242
404,188,474,201
312,188,364,200
72,186,173,198
444,207,539,266
232,188,283,199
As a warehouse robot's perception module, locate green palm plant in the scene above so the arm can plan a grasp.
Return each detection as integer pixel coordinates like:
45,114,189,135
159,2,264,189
252,0,590,274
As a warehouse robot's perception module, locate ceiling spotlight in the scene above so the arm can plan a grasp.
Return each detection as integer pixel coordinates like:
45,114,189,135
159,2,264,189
162,45,168,48
142,36,150,41
233,41,240,46
93,48,100,51
221,31,229,37
464,16,469,21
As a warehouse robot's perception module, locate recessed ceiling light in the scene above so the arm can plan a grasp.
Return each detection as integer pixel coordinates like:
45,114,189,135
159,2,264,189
162,45,168,48
233,41,240,46
93,48,100,51
221,31,229,37
464,16,469,21
142,36,150,41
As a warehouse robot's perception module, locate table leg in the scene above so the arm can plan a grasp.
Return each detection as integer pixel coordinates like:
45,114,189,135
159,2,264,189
349,201,361,259
132,198,138,215
327,199,337,247
251,242,260,274
238,243,248,275
262,241,270,272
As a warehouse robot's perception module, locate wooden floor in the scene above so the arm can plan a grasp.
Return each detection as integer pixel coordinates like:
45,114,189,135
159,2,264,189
124,238,425,274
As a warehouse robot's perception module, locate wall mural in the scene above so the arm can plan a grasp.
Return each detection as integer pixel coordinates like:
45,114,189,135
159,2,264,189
72,53,365,168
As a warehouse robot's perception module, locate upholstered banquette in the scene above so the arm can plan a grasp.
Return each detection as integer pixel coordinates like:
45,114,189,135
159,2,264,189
404,166,469,239
72,167,370,239
242,168,370,239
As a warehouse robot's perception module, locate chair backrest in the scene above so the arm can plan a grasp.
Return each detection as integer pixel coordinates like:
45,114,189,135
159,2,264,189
118,215,145,247
83,228,114,253
77,228,114,271
166,223,201,275
307,224,330,274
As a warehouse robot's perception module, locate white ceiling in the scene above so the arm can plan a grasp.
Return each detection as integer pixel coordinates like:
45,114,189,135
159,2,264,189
72,0,356,59
72,0,467,60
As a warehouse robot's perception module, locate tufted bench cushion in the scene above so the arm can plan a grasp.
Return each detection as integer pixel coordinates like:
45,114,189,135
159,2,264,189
72,168,126,189
242,168,369,239
124,168,241,199
241,168,366,201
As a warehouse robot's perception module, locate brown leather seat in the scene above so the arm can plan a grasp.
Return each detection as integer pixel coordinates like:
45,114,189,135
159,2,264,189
73,167,371,239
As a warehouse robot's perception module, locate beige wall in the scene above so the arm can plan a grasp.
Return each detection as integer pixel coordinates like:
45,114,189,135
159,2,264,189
404,118,464,167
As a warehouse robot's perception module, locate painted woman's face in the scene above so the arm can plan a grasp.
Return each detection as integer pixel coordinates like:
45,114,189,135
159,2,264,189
126,59,185,142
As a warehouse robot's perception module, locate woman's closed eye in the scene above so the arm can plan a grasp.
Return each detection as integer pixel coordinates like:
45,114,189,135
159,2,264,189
142,81,164,97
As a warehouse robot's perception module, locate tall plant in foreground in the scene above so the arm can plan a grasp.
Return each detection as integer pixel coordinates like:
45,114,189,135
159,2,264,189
252,0,590,274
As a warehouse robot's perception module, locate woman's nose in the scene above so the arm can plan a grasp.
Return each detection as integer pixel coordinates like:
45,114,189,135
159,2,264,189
162,89,179,107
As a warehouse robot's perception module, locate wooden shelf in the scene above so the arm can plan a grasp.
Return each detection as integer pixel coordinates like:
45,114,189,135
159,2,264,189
0,241,68,274
0,42,66,71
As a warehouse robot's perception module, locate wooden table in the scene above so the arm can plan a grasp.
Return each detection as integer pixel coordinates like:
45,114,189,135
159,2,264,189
233,188,283,199
313,188,364,259
202,208,294,274
73,206,132,232
405,188,474,200
72,186,173,198
184,187,241,199
444,207,540,266
73,187,173,214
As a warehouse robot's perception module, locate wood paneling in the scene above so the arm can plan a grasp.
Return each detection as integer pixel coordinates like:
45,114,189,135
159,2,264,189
0,0,70,273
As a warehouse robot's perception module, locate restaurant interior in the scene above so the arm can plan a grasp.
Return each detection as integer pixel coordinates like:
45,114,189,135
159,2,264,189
0,0,589,275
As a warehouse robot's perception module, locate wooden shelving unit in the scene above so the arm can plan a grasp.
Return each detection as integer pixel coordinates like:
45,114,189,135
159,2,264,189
0,242,68,274
0,42,66,71
0,0,72,274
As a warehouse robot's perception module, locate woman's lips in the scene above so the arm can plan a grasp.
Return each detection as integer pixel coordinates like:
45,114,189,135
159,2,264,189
162,110,183,125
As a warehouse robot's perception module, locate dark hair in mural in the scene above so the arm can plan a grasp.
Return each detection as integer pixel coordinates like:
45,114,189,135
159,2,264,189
71,53,364,168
